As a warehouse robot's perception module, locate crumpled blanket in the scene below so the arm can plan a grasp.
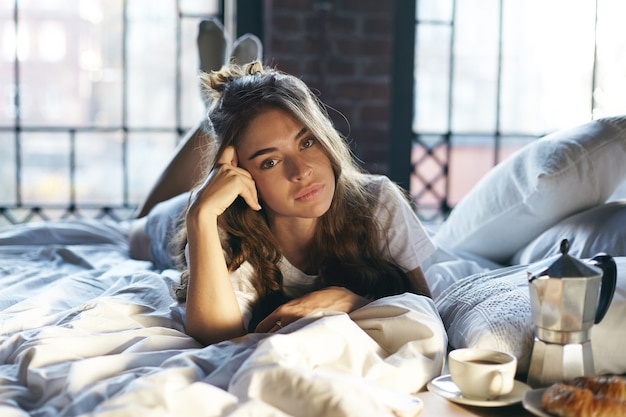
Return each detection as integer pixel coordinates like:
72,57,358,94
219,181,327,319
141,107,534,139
0,220,447,417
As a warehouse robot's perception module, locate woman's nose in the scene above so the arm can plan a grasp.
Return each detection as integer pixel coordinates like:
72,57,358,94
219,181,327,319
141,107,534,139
287,156,313,180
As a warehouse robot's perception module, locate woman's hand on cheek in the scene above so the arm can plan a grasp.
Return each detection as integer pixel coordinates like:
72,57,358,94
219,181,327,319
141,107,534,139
255,286,371,333
187,146,262,221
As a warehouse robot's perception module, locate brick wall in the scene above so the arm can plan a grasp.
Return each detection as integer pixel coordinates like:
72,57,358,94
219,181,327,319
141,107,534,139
262,0,395,174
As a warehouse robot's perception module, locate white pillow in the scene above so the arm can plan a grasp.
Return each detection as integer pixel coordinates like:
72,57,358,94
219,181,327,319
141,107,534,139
513,200,626,265
435,257,626,378
434,116,626,265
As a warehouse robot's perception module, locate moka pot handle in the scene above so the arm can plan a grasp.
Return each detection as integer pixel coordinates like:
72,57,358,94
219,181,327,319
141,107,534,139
588,254,617,324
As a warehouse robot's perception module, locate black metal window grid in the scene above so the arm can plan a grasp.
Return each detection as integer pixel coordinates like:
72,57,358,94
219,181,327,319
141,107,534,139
0,0,223,226
392,0,625,223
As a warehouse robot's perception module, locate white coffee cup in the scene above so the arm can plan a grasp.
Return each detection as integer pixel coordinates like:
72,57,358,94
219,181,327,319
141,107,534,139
448,348,517,400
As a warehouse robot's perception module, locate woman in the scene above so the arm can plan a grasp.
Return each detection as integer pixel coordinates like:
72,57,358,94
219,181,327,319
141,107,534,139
130,61,436,346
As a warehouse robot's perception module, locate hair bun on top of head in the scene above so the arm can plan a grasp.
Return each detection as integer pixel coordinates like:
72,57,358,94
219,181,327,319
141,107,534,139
199,60,266,101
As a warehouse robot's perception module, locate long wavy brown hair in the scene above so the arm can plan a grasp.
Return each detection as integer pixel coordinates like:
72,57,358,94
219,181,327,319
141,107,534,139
173,61,413,313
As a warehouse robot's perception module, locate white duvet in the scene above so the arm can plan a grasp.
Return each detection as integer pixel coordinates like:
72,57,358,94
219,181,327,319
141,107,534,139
0,220,447,417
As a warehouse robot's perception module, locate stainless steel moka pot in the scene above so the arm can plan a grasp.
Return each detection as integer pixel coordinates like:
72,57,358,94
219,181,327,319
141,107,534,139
526,239,617,388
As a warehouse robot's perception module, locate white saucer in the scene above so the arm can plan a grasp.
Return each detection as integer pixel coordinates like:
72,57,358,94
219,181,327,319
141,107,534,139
427,374,531,407
522,388,552,417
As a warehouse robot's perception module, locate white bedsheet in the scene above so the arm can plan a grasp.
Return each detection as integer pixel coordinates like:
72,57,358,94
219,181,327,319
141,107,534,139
0,220,446,417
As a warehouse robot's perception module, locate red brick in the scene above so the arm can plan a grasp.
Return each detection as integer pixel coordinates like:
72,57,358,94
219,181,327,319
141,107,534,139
272,0,313,12
334,38,392,57
271,14,305,33
266,1,395,171
271,58,305,77
360,59,391,77
335,81,389,100
363,16,393,35
327,15,359,35
325,59,357,77
343,0,389,14
359,104,390,125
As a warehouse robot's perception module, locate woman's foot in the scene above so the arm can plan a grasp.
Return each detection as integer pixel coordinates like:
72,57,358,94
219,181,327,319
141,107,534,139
197,18,229,106
231,34,262,65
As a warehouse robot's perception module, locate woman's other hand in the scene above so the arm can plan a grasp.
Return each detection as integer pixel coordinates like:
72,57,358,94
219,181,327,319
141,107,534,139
255,286,370,333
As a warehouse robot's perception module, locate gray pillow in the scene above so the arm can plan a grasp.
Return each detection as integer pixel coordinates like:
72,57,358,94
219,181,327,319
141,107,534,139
513,200,626,264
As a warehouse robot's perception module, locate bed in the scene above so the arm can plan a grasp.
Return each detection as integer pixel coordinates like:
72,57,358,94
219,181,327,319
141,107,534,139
1,116,625,417
0,220,446,417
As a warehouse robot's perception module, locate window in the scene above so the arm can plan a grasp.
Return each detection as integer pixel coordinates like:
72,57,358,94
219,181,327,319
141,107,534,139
410,0,626,221
0,0,223,225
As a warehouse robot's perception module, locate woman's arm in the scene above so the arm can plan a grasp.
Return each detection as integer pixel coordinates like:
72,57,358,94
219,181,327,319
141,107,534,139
184,147,262,345
185,210,246,345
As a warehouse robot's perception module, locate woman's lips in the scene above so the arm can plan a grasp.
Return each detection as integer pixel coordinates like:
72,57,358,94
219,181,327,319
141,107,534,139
295,183,324,201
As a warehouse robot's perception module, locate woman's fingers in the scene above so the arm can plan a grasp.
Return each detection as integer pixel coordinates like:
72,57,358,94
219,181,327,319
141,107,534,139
216,146,260,210
227,167,262,211
217,145,238,166
255,287,370,333
256,312,292,333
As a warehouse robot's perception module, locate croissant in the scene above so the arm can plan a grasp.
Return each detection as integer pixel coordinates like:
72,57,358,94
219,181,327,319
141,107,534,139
540,381,626,417
569,375,626,400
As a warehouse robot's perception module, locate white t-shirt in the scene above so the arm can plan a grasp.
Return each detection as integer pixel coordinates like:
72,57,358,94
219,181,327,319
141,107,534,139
225,175,437,328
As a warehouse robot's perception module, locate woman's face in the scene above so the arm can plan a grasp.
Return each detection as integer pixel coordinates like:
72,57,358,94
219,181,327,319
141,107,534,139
236,108,336,225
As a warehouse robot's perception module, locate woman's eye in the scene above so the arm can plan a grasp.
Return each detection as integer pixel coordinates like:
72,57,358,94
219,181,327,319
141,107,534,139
301,137,315,149
261,159,277,169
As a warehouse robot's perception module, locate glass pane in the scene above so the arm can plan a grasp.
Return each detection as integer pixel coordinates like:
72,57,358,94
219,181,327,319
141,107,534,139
500,0,596,134
179,0,221,16
417,0,452,22
447,135,495,206
0,133,16,204
448,135,535,203
75,132,124,205
594,0,626,118
411,135,447,207
0,4,16,127
15,1,123,128
127,131,178,205
90,0,124,127
181,17,210,128
451,0,499,133
126,0,177,128
1,1,228,223
21,132,70,205
414,24,451,133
